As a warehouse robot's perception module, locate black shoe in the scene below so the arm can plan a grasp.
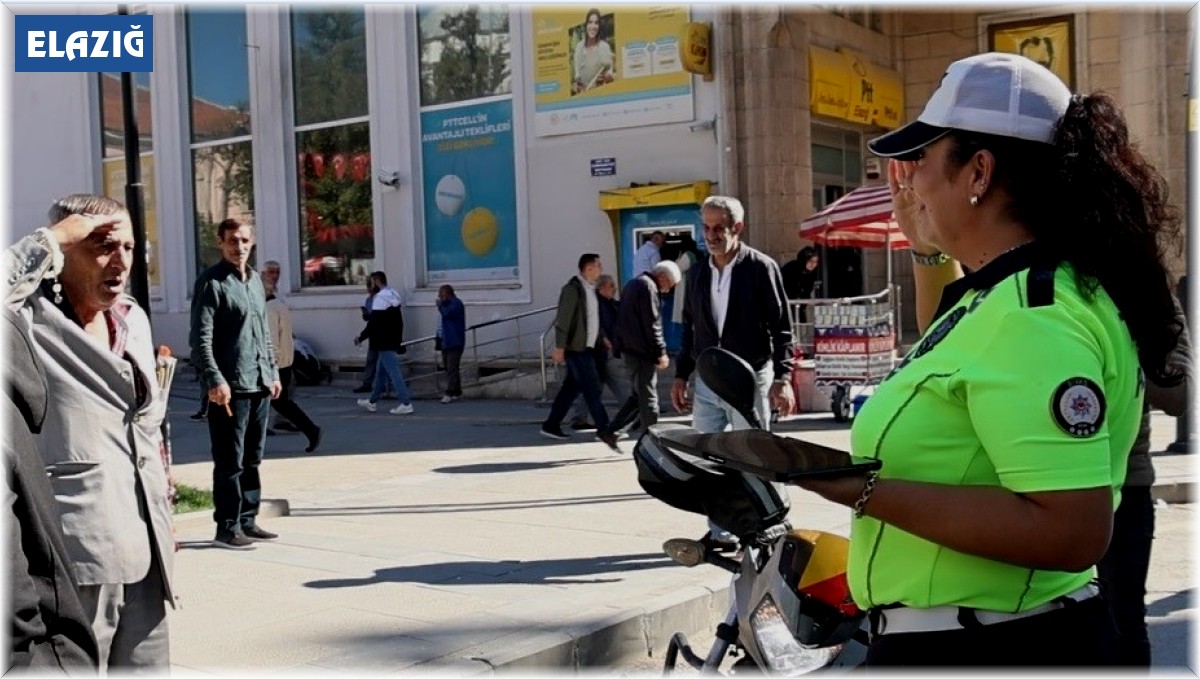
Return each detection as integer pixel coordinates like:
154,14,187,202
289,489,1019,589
352,385,372,394
597,431,621,453
305,427,322,453
242,525,279,541
570,421,597,431
540,424,571,440
212,530,255,550
275,421,300,432
190,411,206,421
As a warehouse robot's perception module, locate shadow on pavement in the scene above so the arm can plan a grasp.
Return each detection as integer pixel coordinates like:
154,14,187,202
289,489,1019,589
303,552,676,588
432,457,624,474
291,492,647,518
1148,588,1195,618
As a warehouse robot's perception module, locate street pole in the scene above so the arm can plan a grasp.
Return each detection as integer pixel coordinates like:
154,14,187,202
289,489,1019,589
118,4,151,316
1167,7,1196,454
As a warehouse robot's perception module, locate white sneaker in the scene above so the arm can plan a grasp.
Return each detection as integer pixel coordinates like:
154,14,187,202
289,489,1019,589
440,395,459,404
390,403,414,415
356,399,377,413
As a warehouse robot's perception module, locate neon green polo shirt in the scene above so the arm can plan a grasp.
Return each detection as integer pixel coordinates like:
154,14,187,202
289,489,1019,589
848,246,1142,613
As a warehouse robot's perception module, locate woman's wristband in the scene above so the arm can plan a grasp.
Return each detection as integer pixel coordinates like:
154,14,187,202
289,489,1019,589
852,470,880,519
911,250,950,266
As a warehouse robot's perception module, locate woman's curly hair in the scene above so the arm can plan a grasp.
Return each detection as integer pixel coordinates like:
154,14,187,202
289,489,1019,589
947,92,1183,386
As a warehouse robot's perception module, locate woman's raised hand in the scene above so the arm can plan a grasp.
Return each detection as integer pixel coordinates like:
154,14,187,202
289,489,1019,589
887,159,936,254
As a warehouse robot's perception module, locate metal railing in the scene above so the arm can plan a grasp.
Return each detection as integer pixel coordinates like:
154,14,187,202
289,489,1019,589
392,305,557,395
787,286,901,358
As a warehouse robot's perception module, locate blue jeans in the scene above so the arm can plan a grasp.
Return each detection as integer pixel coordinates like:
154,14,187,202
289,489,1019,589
691,362,774,434
692,362,773,541
546,348,610,431
370,350,412,405
207,391,270,533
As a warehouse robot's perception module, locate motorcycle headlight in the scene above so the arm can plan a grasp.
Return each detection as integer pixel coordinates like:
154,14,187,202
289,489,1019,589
749,596,838,674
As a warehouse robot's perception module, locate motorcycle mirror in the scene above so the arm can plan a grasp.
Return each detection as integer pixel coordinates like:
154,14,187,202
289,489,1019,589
696,347,764,430
662,538,705,567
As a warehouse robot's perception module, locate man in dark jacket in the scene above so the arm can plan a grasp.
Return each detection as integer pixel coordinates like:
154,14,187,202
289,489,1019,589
4,306,99,671
540,254,618,450
601,260,682,441
670,195,795,547
355,271,414,415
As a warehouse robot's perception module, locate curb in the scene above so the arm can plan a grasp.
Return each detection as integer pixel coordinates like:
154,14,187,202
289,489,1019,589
171,498,291,528
420,581,731,672
1151,482,1193,505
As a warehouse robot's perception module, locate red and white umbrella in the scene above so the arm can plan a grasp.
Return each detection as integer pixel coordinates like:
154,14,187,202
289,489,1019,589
798,185,910,250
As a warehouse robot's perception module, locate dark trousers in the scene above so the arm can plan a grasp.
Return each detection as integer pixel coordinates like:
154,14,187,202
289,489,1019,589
270,366,318,437
207,391,270,533
1097,484,1155,666
443,347,464,397
545,348,610,431
606,355,659,436
866,595,1118,666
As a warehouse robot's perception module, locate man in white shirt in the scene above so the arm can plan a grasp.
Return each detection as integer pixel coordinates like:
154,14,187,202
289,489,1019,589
631,231,665,280
669,196,795,549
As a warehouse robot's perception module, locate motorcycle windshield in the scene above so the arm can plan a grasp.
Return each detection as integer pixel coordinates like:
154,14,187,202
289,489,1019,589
656,428,880,481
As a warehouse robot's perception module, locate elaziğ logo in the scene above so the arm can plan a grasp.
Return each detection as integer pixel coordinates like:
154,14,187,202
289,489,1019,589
16,15,153,73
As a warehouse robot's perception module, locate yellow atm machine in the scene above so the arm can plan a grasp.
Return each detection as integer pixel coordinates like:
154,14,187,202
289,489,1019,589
598,180,712,352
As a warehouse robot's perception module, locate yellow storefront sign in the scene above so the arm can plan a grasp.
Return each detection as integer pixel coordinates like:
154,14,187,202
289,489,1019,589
809,46,904,130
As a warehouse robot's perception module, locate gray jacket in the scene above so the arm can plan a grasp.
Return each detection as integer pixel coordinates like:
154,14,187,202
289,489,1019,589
4,234,175,603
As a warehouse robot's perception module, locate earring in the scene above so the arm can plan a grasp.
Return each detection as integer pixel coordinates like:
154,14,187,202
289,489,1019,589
969,195,979,207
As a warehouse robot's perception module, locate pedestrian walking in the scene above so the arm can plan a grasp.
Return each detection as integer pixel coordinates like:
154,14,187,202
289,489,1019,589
355,271,415,415
567,274,629,430
261,261,322,452
190,218,283,550
601,260,681,441
540,254,618,450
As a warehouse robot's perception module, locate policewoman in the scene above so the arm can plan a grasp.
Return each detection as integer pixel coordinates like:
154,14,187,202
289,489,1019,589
795,53,1185,666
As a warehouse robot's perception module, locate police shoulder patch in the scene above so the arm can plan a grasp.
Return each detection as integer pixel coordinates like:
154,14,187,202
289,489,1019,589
1050,377,1106,438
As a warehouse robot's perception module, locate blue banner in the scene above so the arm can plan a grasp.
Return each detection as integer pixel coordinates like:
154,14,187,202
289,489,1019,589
15,15,153,73
420,98,519,282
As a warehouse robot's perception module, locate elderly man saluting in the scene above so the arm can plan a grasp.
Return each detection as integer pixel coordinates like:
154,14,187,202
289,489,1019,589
4,195,176,670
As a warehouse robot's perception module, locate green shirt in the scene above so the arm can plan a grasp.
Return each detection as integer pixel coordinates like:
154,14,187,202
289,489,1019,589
189,259,278,393
848,246,1142,613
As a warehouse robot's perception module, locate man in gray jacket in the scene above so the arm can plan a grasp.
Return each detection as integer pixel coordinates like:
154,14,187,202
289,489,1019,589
4,196,175,669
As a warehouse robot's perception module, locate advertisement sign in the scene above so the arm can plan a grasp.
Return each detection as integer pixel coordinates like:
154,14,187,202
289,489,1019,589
532,5,693,136
419,97,519,282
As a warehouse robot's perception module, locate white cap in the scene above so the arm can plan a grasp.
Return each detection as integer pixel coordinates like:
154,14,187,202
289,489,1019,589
868,52,1072,159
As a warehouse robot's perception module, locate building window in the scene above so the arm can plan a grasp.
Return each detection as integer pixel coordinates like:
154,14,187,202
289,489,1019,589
418,5,512,107
416,5,520,284
185,9,254,274
292,6,373,288
98,71,161,296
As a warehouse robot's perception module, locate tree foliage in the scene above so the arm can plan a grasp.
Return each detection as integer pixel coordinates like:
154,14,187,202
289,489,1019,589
421,6,511,107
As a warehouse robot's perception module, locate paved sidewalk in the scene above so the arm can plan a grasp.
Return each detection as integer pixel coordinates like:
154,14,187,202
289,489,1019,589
164,382,1195,673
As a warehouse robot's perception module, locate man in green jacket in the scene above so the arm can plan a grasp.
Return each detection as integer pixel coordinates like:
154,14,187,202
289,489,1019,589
190,218,281,550
540,253,618,451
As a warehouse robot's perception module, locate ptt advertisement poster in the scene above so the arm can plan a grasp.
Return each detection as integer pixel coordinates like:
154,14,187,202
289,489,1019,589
419,97,520,282
532,5,693,136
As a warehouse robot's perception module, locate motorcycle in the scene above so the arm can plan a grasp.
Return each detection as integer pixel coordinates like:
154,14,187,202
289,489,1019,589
633,347,879,674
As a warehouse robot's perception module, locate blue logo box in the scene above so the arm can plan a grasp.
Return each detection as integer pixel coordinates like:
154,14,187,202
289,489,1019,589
15,15,153,72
